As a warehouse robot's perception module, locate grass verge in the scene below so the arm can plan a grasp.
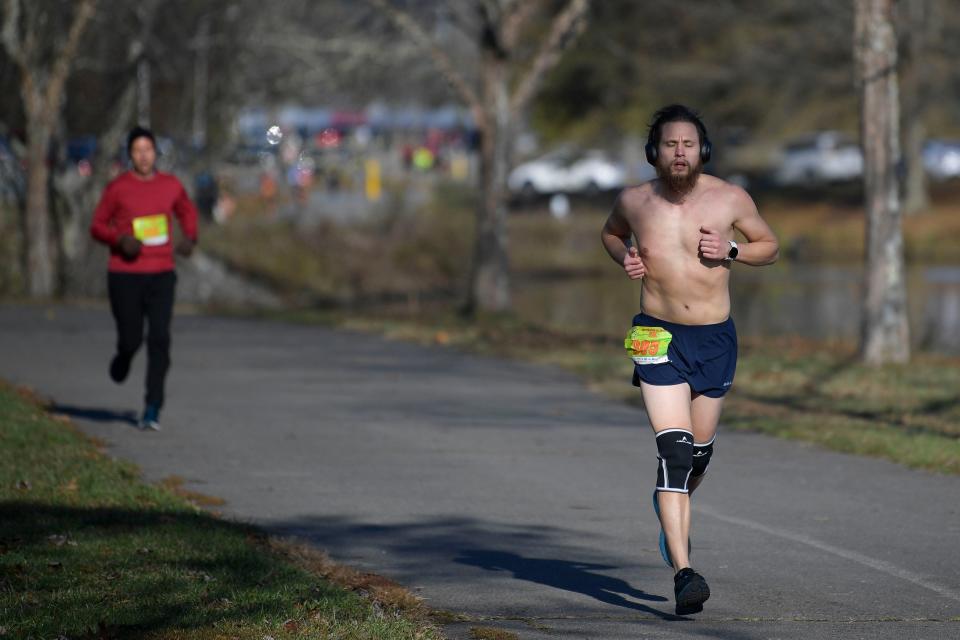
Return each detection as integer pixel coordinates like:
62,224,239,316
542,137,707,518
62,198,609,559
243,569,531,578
0,382,442,639
253,307,960,476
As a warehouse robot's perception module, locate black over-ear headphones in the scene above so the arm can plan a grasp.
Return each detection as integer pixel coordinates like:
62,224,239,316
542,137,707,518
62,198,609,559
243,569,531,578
645,105,712,166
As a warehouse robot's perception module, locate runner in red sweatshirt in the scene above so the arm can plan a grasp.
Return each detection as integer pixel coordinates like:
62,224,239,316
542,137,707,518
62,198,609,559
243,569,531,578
90,126,198,430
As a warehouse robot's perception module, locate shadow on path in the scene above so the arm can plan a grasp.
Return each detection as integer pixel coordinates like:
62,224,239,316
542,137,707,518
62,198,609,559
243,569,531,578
50,404,139,428
269,514,698,621
456,548,673,615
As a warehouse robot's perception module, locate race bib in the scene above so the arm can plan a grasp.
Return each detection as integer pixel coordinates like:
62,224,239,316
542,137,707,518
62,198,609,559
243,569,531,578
624,325,673,364
132,214,169,246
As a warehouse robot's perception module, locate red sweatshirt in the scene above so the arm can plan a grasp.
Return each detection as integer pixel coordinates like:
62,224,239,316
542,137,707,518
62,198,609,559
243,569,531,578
90,171,199,273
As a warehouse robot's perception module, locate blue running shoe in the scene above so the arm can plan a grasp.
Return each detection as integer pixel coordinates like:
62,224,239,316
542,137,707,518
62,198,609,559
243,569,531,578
139,404,161,431
652,490,691,568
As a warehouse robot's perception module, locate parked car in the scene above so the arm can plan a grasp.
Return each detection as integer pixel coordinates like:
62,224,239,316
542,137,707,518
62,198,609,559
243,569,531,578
772,131,863,186
508,149,626,196
923,139,960,181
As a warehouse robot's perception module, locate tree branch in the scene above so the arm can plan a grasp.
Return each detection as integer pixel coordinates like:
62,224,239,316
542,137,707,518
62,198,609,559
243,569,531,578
93,79,137,183
501,0,541,51
44,0,98,114
255,32,418,59
510,0,590,113
1,0,25,67
367,0,483,118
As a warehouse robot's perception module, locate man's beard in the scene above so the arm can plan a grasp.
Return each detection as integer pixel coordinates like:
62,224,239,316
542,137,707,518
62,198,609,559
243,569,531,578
656,159,702,196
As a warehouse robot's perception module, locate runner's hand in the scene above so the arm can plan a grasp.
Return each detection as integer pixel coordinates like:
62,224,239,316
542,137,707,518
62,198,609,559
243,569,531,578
117,235,142,260
176,237,196,257
698,227,725,260
623,246,646,280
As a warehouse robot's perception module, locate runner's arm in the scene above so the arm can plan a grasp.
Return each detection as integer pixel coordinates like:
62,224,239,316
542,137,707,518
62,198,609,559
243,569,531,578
601,192,634,265
172,181,199,243
731,189,778,266
90,183,120,246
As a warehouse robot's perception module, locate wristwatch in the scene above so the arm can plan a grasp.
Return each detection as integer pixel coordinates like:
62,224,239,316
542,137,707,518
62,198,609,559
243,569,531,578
725,240,739,261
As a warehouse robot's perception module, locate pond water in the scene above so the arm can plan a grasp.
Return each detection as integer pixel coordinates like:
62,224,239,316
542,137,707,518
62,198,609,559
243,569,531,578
513,263,960,354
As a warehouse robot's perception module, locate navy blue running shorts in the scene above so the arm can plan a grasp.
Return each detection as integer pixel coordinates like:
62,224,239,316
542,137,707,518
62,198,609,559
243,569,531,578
631,312,738,398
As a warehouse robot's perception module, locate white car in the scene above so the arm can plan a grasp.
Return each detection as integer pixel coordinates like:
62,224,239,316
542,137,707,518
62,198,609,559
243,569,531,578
508,150,626,196
923,140,960,181
773,132,863,186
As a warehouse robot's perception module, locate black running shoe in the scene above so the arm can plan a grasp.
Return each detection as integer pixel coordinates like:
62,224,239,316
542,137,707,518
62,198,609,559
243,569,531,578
109,354,131,383
674,568,710,615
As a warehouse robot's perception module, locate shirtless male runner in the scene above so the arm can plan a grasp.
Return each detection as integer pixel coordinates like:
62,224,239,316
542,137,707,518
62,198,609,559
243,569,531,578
600,104,779,614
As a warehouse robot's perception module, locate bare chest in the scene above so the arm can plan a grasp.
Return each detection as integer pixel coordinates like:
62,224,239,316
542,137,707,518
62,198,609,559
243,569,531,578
631,203,731,261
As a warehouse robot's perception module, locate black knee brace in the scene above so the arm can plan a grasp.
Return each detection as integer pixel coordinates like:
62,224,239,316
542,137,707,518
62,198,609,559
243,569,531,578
691,435,715,478
655,429,694,493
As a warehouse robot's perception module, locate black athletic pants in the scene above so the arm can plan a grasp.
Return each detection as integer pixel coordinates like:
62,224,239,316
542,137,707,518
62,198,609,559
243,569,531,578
107,270,176,409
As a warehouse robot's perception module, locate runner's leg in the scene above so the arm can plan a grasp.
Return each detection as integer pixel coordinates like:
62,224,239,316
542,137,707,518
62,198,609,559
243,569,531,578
688,392,724,495
640,381,693,570
144,272,175,410
108,272,145,379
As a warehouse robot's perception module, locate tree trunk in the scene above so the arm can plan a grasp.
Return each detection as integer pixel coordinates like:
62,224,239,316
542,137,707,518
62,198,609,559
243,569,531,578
24,122,54,297
3,0,98,298
368,0,590,315
901,0,930,216
468,56,512,313
902,117,928,215
856,0,909,364
57,78,138,296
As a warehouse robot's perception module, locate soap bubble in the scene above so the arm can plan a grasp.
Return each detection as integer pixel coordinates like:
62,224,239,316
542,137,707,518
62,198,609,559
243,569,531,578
266,125,283,145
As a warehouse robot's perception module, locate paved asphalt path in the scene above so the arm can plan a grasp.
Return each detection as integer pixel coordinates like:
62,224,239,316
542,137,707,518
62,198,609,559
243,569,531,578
1,304,958,639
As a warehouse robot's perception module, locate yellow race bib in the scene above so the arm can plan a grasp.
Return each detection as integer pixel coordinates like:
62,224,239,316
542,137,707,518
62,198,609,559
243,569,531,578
132,214,169,246
624,325,673,364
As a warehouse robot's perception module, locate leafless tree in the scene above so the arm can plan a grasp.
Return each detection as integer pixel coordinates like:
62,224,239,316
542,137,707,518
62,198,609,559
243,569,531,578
54,0,154,295
899,0,939,215
369,0,590,313
1,0,97,297
855,0,909,364
233,1,446,111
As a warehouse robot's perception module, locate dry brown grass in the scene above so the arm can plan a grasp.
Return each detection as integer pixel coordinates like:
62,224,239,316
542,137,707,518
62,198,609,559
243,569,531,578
469,626,520,640
158,475,228,507
268,537,428,614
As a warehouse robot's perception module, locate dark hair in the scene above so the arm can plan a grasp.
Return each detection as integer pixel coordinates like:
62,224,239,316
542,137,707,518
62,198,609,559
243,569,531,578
645,104,711,165
646,104,708,148
127,126,156,155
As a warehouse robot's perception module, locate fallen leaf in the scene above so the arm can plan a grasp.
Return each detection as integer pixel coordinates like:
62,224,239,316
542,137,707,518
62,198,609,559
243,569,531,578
61,479,79,492
282,619,300,632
